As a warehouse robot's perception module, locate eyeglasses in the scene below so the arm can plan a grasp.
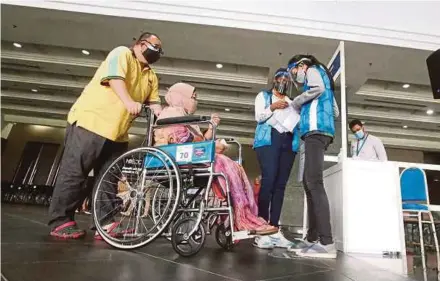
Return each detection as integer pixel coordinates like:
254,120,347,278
141,40,164,55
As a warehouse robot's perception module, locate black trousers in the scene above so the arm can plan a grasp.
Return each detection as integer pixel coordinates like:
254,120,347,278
48,124,127,229
75,177,94,211
255,129,296,227
303,134,333,245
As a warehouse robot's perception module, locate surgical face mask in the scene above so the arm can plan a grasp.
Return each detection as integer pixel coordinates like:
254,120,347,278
273,81,289,95
295,68,306,83
142,46,161,64
354,130,365,139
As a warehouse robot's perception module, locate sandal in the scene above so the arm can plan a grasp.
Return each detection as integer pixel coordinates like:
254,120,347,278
94,222,134,240
50,221,86,239
255,225,278,236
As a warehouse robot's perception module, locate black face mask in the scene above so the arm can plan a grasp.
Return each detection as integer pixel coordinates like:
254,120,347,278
142,47,161,64
273,81,289,95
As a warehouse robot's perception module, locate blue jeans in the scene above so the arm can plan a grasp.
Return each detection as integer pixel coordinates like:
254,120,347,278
255,129,296,227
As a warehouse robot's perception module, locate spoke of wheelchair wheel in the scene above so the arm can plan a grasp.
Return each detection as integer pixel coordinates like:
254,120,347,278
102,179,118,187
97,189,118,197
130,152,145,188
108,170,125,184
139,215,150,234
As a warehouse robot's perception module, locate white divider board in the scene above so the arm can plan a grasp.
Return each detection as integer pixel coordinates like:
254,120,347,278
303,159,407,275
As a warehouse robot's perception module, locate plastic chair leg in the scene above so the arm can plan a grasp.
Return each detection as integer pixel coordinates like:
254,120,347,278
428,212,440,274
418,212,428,281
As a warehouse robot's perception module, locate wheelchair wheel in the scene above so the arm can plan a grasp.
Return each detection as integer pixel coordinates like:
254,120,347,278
152,184,177,241
215,224,234,250
171,217,205,257
152,183,201,241
93,147,181,250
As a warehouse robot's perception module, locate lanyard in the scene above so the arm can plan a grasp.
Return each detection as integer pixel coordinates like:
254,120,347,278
356,134,369,156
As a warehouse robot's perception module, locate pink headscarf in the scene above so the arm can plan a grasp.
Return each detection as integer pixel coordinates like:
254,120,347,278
154,82,200,145
164,83,197,115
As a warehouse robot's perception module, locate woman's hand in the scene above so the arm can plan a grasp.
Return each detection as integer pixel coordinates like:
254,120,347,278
270,100,288,111
205,113,220,140
215,139,228,154
210,113,221,127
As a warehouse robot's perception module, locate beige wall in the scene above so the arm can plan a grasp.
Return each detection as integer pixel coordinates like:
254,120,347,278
1,124,144,182
2,124,65,182
386,147,424,163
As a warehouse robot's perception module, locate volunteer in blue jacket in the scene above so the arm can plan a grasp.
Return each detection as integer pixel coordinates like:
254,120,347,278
253,68,300,249
286,55,339,259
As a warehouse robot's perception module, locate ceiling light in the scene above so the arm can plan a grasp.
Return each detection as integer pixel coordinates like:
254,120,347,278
216,63,223,69
13,42,22,48
402,84,410,89
33,125,51,131
225,108,230,112
427,109,434,115
82,49,90,55
31,89,38,93
403,125,408,129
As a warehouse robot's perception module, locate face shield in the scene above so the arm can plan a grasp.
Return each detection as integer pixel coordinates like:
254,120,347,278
273,70,291,96
287,57,310,91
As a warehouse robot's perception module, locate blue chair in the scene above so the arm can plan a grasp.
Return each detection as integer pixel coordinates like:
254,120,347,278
400,167,440,279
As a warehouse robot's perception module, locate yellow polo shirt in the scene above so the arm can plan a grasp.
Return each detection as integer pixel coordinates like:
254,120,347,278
68,46,160,142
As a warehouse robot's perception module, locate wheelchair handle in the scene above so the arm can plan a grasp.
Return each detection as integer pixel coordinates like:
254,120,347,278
156,115,209,126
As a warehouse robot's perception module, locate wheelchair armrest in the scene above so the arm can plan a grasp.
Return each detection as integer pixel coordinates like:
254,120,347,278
156,115,209,126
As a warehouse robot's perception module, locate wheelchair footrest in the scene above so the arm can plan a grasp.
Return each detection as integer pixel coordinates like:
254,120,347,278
232,230,256,241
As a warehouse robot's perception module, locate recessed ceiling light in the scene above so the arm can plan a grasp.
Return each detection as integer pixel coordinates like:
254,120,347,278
82,49,90,55
31,89,38,93
403,125,408,129
427,109,434,115
402,84,410,89
33,125,50,131
13,42,22,48
216,63,223,69
225,108,230,112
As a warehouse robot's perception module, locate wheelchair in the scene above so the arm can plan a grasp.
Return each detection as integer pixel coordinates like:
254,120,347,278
92,106,255,257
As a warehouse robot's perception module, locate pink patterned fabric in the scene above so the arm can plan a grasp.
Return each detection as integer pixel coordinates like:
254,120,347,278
212,154,269,231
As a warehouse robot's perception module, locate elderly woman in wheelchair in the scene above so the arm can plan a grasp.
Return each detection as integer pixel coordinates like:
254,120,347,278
92,82,276,256
155,83,277,234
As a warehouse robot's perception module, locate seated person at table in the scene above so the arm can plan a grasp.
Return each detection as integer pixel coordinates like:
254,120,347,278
154,83,277,235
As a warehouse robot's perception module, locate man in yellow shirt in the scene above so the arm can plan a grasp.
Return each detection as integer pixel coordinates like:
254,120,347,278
48,32,163,239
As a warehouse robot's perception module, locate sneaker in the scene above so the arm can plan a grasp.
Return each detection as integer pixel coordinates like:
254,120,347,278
50,221,86,239
253,235,274,249
270,230,294,248
287,238,315,253
297,242,337,259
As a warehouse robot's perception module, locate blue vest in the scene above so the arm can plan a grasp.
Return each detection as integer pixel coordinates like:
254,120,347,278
253,91,300,152
299,65,335,138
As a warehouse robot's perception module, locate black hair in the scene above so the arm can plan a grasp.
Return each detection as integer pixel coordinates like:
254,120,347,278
136,32,161,43
349,119,363,130
288,54,335,91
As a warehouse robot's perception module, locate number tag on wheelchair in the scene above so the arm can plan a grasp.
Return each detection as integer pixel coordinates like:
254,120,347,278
145,141,215,168
176,145,193,163
186,188,199,195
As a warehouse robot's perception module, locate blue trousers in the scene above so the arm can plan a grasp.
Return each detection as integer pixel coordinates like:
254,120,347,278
255,129,296,227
